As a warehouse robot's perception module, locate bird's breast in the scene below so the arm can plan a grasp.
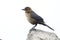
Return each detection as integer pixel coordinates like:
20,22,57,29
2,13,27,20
25,13,37,24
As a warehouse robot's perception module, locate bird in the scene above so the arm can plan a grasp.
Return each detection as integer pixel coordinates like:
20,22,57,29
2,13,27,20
22,7,54,31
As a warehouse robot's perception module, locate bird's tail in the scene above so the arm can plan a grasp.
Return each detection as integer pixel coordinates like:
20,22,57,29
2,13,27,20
41,23,54,31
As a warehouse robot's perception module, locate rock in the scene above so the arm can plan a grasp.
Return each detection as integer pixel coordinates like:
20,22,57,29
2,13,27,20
26,29,60,40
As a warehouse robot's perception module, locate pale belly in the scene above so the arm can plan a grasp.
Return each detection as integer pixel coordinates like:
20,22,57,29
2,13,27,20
26,13,37,24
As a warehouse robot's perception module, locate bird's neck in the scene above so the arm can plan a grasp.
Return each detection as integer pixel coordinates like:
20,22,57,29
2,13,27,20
25,10,32,13
25,11,31,14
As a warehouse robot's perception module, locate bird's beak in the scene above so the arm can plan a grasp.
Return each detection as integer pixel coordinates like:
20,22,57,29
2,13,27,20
22,9,25,10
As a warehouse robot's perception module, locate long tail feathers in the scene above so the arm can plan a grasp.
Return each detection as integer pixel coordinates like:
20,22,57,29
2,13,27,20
42,23,54,31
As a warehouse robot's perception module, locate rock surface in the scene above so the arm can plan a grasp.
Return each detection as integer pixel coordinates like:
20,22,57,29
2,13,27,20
26,29,60,40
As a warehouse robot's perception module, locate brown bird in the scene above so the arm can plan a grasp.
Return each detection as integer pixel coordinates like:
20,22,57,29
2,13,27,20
22,7,54,31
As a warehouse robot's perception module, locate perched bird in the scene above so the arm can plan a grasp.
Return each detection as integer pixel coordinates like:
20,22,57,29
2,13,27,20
22,7,54,31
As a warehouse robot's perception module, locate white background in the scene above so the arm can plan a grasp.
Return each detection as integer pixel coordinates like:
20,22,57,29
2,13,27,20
0,0,60,40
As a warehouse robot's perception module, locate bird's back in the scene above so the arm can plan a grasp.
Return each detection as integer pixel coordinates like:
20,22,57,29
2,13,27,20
30,11,45,24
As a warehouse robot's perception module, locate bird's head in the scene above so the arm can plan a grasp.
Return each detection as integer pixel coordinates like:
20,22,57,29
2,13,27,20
22,7,32,13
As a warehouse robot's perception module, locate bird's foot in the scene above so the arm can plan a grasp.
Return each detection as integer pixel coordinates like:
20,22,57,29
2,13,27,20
30,24,37,31
30,28,36,31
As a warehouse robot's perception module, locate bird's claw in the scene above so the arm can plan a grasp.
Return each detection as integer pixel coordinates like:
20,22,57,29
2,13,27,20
30,28,36,31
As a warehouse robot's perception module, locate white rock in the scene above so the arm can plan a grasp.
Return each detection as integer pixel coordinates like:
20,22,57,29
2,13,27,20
26,29,60,40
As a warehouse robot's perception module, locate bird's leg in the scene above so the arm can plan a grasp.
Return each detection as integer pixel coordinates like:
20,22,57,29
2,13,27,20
32,24,37,29
30,24,37,31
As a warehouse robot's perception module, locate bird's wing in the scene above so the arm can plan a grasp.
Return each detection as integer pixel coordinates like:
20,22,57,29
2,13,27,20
30,11,44,23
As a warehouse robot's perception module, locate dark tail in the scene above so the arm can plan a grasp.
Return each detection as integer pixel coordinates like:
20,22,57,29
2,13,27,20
41,23,54,31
